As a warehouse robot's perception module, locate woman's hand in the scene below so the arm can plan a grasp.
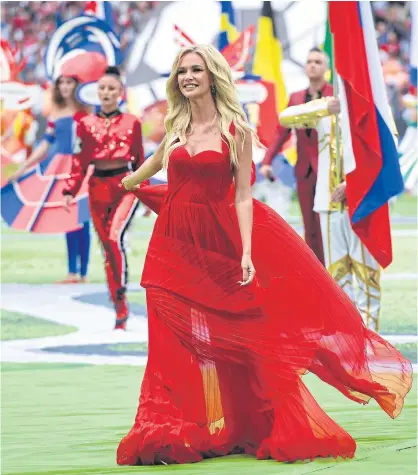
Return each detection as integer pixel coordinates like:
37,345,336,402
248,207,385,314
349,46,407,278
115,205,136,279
8,166,26,182
239,254,256,286
63,194,73,213
121,173,140,191
9,139,50,182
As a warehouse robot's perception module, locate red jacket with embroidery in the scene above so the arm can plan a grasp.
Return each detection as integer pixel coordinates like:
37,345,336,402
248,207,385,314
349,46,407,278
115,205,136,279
262,83,334,179
63,112,145,197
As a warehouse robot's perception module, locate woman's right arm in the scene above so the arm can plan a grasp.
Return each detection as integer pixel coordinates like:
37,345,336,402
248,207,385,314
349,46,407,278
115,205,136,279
121,139,165,191
8,140,50,181
8,117,57,181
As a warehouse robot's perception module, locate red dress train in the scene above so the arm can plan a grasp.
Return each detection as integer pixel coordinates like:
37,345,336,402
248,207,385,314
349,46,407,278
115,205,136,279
117,135,412,465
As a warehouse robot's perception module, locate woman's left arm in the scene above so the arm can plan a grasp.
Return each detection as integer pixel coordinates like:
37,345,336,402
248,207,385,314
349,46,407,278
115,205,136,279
234,128,255,286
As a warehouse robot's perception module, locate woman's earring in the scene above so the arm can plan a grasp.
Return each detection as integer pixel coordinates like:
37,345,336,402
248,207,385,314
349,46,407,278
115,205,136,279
210,84,216,96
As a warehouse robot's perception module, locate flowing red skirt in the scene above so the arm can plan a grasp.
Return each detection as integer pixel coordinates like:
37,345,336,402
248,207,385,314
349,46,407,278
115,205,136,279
116,183,412,465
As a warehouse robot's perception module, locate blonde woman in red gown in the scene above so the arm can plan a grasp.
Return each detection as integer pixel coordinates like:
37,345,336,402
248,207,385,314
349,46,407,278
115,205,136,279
117,45,412,466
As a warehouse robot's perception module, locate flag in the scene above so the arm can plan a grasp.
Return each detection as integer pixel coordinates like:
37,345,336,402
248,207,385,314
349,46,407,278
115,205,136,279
253,1,287,113
410,1,417,92
329,1,404,268
323,2,334,83
218,1,239,51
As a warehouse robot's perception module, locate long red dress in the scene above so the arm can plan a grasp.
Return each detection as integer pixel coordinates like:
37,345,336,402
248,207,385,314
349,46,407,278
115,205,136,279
117,130,412,465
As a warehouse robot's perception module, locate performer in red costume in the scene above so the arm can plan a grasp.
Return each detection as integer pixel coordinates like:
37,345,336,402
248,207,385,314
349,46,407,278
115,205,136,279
260,47,333,265
116,45,411,466
63,66,146,330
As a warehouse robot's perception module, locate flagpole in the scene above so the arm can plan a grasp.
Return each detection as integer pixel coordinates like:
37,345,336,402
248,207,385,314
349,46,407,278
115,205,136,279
331,33,342,186
330,32,344,213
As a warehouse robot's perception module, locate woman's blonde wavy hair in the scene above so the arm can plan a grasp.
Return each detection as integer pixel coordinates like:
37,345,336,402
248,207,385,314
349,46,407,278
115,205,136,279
162,44,257,169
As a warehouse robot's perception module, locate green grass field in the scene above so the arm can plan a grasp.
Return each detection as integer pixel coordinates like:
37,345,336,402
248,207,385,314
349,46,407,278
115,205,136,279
1,194,416,475
1,310,77,341
1,364,416,475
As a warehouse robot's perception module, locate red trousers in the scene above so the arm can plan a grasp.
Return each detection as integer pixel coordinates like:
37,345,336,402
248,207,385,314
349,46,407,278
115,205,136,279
89,170,138,320
296,169,325,265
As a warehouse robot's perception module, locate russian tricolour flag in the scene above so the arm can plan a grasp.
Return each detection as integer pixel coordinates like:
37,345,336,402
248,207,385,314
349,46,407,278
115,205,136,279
329,1,404,269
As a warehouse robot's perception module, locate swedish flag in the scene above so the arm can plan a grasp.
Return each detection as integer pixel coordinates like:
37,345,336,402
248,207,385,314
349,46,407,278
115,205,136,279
218,1,239,50
253,1,287,113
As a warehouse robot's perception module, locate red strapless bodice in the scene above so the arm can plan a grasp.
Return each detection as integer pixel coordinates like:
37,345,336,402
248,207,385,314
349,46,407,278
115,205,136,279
165,141,233,204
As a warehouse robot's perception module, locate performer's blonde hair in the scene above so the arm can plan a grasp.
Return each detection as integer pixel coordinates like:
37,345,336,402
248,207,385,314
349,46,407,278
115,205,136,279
162,44,256,169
